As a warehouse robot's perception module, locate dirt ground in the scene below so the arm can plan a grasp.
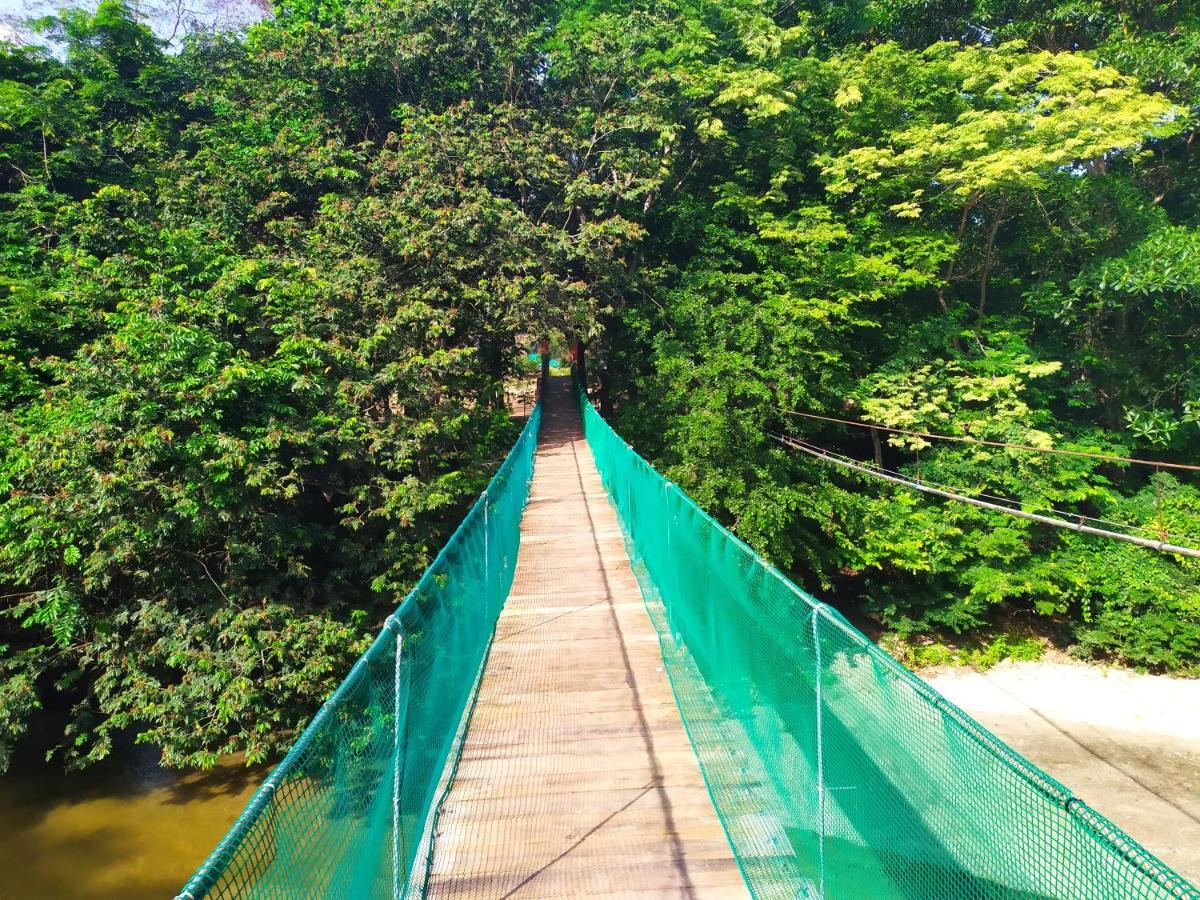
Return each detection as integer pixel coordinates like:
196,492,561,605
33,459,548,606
923,659,1200,885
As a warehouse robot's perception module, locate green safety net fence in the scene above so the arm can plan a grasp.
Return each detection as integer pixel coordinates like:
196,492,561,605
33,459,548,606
576,383,1197,900
178,402,541,900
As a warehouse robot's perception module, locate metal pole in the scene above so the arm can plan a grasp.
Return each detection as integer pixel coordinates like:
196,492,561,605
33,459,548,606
665,480,674,637
391,626,403,899
813,606,826,899
484,488,490,612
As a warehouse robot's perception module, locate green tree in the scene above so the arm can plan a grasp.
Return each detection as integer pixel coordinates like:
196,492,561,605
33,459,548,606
5,0,1200,776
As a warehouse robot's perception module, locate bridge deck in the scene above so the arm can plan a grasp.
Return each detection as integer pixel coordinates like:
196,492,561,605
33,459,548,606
425,378,748,898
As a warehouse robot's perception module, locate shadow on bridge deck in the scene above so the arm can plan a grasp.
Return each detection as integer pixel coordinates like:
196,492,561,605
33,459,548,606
423,377,748,899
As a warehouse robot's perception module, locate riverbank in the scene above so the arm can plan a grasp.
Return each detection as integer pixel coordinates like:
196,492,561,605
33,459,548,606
923,659,1200,884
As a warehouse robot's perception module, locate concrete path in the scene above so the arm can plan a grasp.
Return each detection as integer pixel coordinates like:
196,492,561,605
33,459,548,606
925,660,1200,884
425,377,747,898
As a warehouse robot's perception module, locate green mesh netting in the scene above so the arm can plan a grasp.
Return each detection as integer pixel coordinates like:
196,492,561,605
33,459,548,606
178,403,541,900
576,383,1198,900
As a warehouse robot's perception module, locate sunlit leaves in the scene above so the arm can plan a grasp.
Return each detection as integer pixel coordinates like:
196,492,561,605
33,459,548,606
822,41,1182,205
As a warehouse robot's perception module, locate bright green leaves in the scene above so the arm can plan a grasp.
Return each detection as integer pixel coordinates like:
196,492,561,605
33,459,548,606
1044,223,1200,448
855,351,1064,452
14,588,84,649
1125,407,1182,448
818,39,1185,334
822,41,1182,206
0,651,42,774
1081,224,1200,300
711,67,797,122
0,0,536,771
2,0,718,770
83,600,372,770
610,5,1200,674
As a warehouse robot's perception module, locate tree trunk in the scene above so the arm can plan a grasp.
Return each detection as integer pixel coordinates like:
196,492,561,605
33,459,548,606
939,194,981,355
598,366,613,416
572,335,589,396
978,198,1008,322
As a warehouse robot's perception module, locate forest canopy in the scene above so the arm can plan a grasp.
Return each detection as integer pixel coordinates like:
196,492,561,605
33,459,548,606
1,0,1198,771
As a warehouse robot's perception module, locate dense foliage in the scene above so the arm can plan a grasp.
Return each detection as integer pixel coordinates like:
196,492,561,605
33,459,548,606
2,0,1198,771
601,0,1200,675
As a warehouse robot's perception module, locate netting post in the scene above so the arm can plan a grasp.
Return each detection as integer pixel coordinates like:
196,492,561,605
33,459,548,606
664,480,676,638
484,488,491,611
623,462,631,541
812,606,826,899
389,618,404,900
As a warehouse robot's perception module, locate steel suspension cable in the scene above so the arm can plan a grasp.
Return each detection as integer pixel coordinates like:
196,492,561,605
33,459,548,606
776,432,1194,543
770,431,1200,560
784,409,1200,472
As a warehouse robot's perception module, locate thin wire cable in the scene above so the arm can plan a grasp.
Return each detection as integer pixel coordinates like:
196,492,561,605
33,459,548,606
770,432,1200,560
775,432,1188,542
787,433,1200,545
784,409,1200,472
775,429,1200,554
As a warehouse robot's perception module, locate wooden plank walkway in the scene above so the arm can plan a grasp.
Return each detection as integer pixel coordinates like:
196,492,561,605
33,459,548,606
425,377,748,898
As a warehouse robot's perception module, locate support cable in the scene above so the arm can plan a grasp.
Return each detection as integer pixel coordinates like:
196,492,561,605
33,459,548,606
784,409,1200,472
780,434,1190,544
769,431,1200,560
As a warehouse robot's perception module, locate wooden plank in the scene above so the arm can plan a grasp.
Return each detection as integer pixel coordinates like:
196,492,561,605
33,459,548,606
424,377,747,899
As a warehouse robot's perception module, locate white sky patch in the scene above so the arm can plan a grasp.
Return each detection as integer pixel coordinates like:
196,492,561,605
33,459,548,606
1,0,268,46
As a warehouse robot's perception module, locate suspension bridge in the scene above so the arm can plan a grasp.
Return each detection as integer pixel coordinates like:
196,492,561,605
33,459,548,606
178,376,1198,900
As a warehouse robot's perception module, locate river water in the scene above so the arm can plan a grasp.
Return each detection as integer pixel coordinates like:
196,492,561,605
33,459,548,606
0,745,267,898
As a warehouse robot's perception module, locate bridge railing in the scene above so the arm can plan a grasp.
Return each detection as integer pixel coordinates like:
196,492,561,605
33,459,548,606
178,398,542,900
576,380,1196,900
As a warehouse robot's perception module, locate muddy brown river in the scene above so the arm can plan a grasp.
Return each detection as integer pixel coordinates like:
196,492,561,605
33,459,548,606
0,746,266,899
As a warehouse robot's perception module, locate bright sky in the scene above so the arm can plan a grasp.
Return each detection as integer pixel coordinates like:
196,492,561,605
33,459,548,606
0,0,267,44
1,0,50,18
